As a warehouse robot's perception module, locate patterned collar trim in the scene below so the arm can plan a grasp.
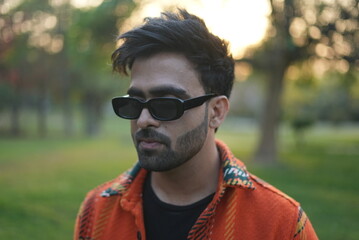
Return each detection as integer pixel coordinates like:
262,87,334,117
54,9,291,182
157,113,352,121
222,157,254,189
217,140,255,190
100,164,141,197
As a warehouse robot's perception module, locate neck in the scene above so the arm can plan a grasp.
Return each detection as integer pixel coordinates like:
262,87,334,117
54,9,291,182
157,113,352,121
150,136,220,206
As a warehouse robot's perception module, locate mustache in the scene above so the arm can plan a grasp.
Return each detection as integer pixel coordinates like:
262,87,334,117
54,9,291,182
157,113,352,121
135,128,171,146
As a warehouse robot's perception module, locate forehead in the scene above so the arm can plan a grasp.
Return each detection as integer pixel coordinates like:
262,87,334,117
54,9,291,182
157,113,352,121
129,52,204,97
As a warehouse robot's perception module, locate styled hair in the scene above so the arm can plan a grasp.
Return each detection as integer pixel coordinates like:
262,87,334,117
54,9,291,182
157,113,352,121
111,9,235,98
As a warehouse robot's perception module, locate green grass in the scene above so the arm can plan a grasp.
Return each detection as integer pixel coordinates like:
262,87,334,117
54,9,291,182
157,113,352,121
0,136,137,239
0,118,358,239
246,125,359,240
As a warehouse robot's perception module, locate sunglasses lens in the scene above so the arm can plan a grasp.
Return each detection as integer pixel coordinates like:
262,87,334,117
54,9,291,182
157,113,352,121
150,99,180,120
115,98,142,119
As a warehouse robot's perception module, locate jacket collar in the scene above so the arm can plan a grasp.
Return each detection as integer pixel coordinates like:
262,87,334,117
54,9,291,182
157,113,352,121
217,140,255,190
100,139,254,199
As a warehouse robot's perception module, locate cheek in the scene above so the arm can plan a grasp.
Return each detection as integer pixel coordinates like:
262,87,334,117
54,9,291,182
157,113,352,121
168,112,207,143
180,107,208,128
130,121,136,129
130,121,138,136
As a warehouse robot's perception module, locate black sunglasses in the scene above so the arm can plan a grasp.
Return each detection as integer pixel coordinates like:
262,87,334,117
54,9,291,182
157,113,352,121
112,94,217,121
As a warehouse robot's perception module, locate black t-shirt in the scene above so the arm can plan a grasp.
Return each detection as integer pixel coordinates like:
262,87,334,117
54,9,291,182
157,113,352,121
143,173,214,240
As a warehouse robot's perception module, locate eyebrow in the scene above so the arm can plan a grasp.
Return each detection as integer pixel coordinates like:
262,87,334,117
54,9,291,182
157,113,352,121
127,85,191,99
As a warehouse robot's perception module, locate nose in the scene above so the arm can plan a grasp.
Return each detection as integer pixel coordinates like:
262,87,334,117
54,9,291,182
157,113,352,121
136,108,160,129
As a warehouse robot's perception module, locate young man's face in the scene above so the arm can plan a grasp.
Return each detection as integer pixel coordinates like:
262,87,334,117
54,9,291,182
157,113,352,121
128,52,210,172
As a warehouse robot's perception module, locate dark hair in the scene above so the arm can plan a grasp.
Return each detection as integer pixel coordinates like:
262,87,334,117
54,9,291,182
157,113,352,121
111,9,234,98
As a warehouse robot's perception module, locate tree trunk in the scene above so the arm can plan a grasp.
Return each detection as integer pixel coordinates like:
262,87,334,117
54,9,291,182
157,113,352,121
10,72,21,137
253,0,291,164
37,81,47,137
253,66,286,164
62,71,74,137
83,92,102,137
10,97,21,137
63,91,74,137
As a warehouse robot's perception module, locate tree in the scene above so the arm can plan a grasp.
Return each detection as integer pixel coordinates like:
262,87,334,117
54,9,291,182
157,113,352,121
239,0,358,163
66,0,135,136
0,0,66,137
0,0,135,137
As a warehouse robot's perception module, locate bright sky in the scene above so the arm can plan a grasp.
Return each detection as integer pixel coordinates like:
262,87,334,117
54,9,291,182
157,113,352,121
71,0,271,58
122,0,271,58
70,0,103,8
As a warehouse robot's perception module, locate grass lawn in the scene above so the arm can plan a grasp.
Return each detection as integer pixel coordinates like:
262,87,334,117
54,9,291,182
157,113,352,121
0,118,358,239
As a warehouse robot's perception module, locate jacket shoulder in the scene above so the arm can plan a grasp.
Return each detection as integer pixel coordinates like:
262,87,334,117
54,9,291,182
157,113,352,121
76,168,133,221
249,173,300,208
246,174,317,239
88,163,143,199
74,164,143,239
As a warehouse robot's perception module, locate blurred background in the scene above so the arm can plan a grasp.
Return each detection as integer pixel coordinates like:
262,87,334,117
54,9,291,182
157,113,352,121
0,0,358,239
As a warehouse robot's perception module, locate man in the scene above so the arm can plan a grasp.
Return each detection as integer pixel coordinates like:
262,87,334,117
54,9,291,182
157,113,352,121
74,9,318,240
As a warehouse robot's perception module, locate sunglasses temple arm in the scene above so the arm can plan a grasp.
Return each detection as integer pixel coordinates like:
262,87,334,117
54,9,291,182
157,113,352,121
183,95,214,110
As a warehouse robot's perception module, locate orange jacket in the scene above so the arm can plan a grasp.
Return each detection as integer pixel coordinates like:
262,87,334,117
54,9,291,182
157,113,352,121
74,140,318,240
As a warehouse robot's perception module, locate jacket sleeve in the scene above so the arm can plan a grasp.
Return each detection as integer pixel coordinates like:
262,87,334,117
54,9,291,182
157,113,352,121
73,190,97,240
73,204,82,240
292,207,318,240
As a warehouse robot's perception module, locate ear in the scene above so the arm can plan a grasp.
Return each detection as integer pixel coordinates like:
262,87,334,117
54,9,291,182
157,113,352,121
208,96,229,130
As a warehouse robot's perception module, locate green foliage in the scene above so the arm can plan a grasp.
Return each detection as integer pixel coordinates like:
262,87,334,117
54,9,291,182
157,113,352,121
0,0,136,137
284,67,359,125
66,0,135,84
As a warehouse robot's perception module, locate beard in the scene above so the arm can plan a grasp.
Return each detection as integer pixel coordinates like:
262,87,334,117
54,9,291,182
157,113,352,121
133,109,208,172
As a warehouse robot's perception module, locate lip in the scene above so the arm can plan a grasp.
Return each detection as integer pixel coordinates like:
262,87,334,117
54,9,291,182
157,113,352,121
137,138,164,150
